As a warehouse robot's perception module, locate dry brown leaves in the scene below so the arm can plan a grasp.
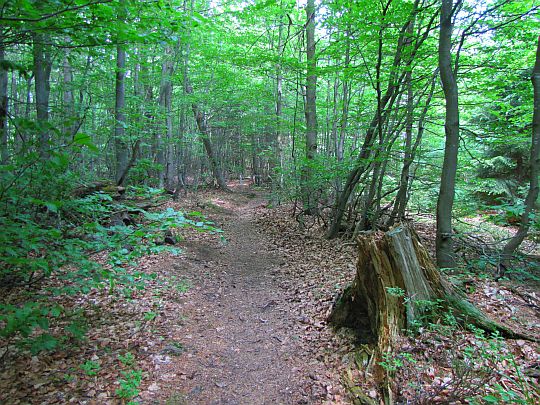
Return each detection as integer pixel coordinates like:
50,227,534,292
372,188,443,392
1,190,538,404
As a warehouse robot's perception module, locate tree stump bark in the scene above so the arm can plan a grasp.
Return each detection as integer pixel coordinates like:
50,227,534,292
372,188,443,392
329,224,533,403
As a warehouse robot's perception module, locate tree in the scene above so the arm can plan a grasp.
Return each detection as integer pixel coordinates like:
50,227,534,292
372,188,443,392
436,0,461,269
110,0,131,186
0,37,8,164
326,0,437,238
302,0,318,213
500,35,540,269
32,31,52,159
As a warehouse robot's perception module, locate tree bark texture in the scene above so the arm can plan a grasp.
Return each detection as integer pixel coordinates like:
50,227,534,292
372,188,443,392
436,0,460,269
388,71,438,227
185,79,229,191
435,0,459,268
325,0,432,238
0,42,8,164
500,35,540,266
114,42,128,185
302,0,318,213
157,47,174,188
275,19,285,188
330,225,532,399
32,32,52,159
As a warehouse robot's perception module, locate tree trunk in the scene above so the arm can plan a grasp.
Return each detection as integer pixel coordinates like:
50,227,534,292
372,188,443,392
115,42,128,185
32,32,52,159
62,52,73,136
330,224,533,400
275,20,285,188
500,35,540,269
436,0,460,269
0,42,8,164
184,79,229,191
302,0,318,213
157,47,174,188
326,6,409,238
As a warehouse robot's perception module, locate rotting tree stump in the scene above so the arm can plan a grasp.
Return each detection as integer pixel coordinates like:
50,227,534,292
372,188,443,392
329,224,533,403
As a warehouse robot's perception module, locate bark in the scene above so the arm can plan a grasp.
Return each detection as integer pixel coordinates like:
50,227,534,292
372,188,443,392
11,71,21,152
500,35,540,268
114,0,129,185
181,2,228,193
302,0,318,213
32,32,52,159
332,31,351,200
25,74,32,120
436,0,461,269
114,42,128,185
116,139,141,189
275,20,285,188
390,78,413,225
157,47,174,188
326,0,432,238
62,51,80,138
184,79,229,191
0,41,8,164
388,71,438,226
337,43,350,164
330,224,534,400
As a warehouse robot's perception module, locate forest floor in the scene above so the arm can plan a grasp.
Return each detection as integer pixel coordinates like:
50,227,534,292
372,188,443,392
137,186,350,404
1,185,539,404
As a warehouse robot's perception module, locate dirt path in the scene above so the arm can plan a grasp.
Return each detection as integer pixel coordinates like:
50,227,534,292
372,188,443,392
145,192,331,404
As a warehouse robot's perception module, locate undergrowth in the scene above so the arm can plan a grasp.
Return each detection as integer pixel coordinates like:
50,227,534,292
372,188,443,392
0,145,220,360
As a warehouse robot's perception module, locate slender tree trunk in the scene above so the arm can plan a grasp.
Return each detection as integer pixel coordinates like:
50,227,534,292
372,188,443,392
302,0,318,213
25,74,33,121
62,51,77,137
114,0,128,185
115,42,128,185
157,47,174,187
326,1,425,238
185,78,229,191
500,35,540,268
390,71,413,225
0,41,8,164
10,71,21,152
389,72,437,226
182,0,228,192
436,0,461,269
337,35,350,164
32,32,52,159
275,20,285,188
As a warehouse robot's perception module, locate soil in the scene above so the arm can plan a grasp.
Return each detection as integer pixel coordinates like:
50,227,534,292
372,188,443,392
141,189,342,404
1,186,537,404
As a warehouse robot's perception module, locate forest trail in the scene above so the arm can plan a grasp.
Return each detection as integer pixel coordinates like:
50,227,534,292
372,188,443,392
145,188,333,404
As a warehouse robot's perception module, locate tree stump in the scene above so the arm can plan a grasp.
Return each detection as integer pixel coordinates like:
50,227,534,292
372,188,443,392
329,224,532,403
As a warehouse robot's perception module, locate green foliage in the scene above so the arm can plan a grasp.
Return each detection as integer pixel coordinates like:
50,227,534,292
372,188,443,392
379,352,416,373
115,369,143,401
385,287,405,298
118,352,136,367
0,139,220,354
80,360,101,376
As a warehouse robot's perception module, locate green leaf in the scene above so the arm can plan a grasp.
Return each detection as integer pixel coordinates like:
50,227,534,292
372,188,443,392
30,334,58,354
73,133,99,152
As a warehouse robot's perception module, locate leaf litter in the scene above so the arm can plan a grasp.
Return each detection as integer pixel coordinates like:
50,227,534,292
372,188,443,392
0,188,538,404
